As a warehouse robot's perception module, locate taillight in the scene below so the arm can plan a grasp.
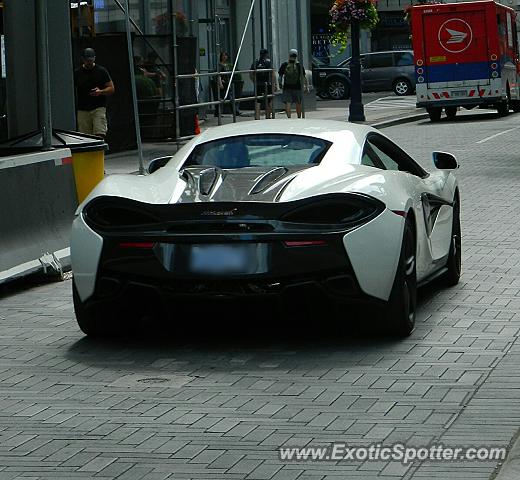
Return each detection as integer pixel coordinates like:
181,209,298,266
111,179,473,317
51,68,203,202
391,210,408,218
283,240,327,247
279,194,384,226
281,203,364,224
84,198,160,229
118,242,155,249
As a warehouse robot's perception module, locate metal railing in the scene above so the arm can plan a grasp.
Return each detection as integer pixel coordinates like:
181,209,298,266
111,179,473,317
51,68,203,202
172,67,279,142
114,0,282,167
171,0,278,146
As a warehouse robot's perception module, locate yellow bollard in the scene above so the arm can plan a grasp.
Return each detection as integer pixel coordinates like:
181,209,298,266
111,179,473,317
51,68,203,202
71,148,105,203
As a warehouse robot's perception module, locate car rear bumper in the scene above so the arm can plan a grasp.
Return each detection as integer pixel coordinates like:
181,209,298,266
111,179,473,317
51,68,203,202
71,193,402,307
89,236,365,303
80,247,376,322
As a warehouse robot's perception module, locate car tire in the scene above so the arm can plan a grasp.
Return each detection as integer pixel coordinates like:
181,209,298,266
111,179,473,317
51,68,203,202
445,106,457,120
442,193,461,287
427,107,442,122
72,281,113,336
497,98,510,116
393,78,412,96
317,90,329,100
326,78,350,100
384,218,417,337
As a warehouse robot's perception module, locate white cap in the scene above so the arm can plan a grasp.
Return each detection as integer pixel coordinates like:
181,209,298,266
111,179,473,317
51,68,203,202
289,49,298,56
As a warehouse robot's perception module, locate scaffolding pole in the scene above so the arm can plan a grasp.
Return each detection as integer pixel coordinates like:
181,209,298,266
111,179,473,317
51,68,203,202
35,0,52,150
171,0,181,148
224,0,256,102
266,0,275,118
252,1,257,114
295,0,305,118
214,3,222,126
123,0,144,175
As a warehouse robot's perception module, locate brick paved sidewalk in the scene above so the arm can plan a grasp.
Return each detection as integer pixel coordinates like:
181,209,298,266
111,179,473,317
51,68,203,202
1,109,519,480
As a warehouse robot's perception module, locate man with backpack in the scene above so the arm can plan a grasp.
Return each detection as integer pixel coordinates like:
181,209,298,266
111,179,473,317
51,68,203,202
278,49,309,118
251,48,278,120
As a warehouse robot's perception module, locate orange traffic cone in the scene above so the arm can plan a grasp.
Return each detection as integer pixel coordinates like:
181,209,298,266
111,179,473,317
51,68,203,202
194,114,201,135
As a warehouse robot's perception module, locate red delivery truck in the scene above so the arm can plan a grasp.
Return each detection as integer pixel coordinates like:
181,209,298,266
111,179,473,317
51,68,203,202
412,0,520,121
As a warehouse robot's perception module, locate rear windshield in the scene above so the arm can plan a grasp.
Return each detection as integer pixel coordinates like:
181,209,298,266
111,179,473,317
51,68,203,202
184,134,332,169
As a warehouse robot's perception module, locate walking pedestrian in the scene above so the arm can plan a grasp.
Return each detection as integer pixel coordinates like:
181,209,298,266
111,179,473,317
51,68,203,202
143,51,167,96
250,48,278,120
74,48,115,138
212,51,238,117
278,49,309,119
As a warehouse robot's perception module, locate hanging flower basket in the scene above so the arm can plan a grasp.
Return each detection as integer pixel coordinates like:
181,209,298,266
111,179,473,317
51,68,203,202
329,0,379,49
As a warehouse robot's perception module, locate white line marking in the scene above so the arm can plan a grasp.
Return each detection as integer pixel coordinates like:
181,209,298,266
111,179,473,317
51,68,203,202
477,126,520,144
365,96,416,109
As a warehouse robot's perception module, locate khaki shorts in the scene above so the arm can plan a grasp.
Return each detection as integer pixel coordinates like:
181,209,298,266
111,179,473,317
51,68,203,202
77,107,107,136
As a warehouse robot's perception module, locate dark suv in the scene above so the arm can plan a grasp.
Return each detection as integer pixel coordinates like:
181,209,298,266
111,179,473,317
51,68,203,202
313,50,416,100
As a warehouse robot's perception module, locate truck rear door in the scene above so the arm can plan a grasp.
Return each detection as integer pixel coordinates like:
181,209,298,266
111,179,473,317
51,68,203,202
423,8,489,88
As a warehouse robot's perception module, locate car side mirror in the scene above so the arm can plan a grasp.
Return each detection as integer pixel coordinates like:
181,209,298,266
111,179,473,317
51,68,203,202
148,156,171,174
433,151,458,169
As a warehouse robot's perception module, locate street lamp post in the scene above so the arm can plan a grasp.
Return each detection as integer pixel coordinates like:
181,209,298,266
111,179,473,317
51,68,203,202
348,19,365,122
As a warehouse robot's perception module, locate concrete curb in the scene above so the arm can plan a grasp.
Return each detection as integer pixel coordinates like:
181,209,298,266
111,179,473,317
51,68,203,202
372,112,430,129
491,430,520,480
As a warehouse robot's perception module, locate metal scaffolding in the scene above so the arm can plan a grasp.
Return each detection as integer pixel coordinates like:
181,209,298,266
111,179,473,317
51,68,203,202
119,0,278,162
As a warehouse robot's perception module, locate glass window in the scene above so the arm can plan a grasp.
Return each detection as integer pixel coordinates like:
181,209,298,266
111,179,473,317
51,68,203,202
395,52,414,66
365,53,393,69
367,140,399,171
185,134,332,169
365,135,428,178
361,150,377,168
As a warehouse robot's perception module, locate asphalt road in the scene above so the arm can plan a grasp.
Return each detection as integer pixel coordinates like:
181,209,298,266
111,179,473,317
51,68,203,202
1,109,520,479
316,91,396,109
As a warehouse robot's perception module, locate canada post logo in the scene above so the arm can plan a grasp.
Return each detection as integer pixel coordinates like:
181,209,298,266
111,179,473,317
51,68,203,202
438,19,473,53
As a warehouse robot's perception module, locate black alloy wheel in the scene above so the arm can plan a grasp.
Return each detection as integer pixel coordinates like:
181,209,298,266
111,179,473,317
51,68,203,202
317,90,330,99
393,78,411,96
442,194,462,287
327,78,350,100
384,218,417,337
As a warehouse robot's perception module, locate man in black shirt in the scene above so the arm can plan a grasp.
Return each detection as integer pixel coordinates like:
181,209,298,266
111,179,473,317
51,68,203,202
250,48,278,120
74,48,115,138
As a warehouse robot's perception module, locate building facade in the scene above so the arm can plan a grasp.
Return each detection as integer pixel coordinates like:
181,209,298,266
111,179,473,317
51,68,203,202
0,0,312,146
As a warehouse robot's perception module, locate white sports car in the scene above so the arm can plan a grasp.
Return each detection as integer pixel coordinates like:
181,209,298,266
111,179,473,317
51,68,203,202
71,119,460,337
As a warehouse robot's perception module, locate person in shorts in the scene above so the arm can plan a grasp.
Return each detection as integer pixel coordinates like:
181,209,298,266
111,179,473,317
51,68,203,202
278,49,309,119
74,48,115,138
251,48,278,119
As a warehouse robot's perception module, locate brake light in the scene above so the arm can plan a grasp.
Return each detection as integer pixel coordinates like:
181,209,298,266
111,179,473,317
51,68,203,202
391,210,407,218
283,240,327,247
118,242,155,249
